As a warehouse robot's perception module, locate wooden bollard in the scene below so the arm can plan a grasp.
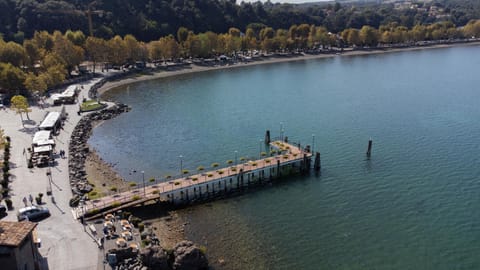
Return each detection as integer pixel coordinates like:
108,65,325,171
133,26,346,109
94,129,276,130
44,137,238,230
265,130,271,144
314,152,321,171
366,138,373,157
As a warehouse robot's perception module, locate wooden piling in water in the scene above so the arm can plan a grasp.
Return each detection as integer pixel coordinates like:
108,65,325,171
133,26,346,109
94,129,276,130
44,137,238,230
265,130,271,144
314,152,321,172
366,138,373,157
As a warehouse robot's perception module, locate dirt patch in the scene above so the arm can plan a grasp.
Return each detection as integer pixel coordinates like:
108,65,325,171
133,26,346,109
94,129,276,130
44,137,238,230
84,148,130,196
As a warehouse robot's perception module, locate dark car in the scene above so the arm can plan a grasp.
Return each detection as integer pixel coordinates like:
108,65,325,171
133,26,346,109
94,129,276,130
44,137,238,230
17,206,50,221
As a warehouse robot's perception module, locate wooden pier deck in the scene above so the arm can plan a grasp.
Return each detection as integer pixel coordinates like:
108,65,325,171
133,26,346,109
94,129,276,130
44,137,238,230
76,141,313,219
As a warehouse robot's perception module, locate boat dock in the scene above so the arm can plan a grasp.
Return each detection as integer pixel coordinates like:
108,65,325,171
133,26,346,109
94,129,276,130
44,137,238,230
77,140,319,220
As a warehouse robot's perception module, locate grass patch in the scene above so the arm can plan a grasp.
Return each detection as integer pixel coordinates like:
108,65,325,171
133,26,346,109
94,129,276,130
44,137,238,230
80,100,105,112
88,188,102,200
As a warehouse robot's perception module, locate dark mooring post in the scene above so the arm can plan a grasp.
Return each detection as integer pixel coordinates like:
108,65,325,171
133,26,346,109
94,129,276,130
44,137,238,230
366,138,373,157
314,152,321,172
265,130,271,144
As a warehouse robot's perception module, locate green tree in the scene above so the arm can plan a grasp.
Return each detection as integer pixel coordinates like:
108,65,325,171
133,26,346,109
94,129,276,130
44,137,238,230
11,95,31,122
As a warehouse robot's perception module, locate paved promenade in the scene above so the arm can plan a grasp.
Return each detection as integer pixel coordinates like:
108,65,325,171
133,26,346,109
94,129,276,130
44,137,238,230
0,79,102,269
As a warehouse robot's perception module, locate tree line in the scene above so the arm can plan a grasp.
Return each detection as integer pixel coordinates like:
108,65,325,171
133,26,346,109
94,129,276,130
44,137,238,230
1,0,480,43
1,19,480,98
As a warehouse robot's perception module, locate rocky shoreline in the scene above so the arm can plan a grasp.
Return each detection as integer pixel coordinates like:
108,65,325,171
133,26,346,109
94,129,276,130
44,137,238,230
68,103,130,206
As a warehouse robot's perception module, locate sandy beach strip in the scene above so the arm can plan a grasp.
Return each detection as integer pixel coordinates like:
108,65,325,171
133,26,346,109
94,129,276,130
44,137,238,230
96,41,480,97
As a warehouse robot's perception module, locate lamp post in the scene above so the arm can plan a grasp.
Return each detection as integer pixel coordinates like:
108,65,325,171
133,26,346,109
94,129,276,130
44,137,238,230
259,139,263,158
179,155,183,175
280,122,283,141
234,150,238,165
312,134,315,154
142,171,145,196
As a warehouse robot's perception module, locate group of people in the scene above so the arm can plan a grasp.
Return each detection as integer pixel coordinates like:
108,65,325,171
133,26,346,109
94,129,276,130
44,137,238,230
22,194,34,207
59,149,66,158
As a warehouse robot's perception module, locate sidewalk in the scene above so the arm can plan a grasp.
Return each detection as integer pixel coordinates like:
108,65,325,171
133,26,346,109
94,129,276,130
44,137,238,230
0,79,103,270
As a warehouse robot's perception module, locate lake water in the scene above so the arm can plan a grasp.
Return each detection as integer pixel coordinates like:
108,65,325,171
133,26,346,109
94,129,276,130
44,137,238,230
90,45,480,269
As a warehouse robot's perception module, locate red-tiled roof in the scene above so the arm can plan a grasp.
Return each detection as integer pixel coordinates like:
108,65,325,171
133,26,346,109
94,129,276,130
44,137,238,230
0,221,37,247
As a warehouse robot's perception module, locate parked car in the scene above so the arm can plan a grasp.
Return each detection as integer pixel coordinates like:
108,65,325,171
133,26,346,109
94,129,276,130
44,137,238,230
17,206,50,221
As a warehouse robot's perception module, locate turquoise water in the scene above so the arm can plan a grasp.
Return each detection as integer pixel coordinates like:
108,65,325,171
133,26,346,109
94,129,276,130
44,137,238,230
90,45,480,269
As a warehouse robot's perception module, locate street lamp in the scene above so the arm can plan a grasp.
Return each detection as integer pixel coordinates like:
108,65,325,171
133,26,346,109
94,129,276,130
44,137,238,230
279,122,283,140
141,171,145,196
259,140,263,158
179,155,183,175
234,150,238,165
312,134,315,154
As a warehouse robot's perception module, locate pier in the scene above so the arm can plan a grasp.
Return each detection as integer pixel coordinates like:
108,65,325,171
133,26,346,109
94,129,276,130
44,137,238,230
76,140,315,220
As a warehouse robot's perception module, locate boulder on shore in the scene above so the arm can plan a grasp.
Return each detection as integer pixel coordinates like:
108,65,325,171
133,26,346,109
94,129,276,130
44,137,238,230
173,241,208,270
139,246,170,269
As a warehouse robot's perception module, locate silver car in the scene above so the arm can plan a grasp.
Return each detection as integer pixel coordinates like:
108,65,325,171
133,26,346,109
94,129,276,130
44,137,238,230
17,206,50,221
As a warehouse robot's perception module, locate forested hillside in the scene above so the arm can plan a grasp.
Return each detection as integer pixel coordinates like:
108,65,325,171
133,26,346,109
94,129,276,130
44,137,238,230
1,0,480,42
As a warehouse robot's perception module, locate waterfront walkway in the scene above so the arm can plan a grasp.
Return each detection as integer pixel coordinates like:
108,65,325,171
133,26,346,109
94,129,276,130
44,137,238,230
77,141,312,219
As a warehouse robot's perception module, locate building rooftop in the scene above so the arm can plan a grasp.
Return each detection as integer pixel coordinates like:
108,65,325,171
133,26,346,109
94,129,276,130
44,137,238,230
0,221,37,247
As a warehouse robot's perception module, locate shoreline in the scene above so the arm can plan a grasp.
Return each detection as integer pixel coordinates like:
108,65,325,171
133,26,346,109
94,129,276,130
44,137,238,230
96,41,480,97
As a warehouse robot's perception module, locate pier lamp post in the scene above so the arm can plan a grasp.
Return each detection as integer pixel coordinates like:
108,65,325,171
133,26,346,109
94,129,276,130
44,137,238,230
312,134,315,154
279,122,283,140
259,140,263,158
179,155,183,176
234,150,238,165
142,171,145,196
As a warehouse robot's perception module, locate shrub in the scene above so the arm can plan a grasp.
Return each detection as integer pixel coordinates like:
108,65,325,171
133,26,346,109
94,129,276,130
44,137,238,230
129,182,137,187
261,152,267,157
231,167,237,172
207,174,213,177
226,160,233,165
110,186,118,192
87,209,100,216
211,162,219,168
265,159,271,164
217,170,224,175
130,216,142,227
191,177,198,181
283,155,289,159
196,166,204,171
251,162,257,166
111,202,121,208
182,170,189,175
132,195,141,201
152,189,160,194
149,177,155,183
174,182,180,186
141,239,151,247
138,222,145,232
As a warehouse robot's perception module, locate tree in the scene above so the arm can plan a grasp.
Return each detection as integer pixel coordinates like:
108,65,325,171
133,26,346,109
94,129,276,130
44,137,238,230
24,73,47,94
11,95,31,122
0,63,26,96
360,25,378,46
85,36,108,73
52,31,84,76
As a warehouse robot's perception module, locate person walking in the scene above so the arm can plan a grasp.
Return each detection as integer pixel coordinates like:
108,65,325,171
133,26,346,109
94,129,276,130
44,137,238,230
29,194,33,205
23,197,27,207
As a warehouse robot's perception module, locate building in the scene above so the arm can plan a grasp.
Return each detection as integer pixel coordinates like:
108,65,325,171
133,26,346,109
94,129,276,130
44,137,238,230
0,221,42,270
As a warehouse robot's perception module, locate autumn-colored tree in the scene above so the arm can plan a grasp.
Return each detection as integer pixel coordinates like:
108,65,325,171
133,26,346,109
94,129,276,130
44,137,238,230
85,36,109,73
24,73,48,94
0,40,27,67
11,95,31,122
52,31,84,76
0,63,26,96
